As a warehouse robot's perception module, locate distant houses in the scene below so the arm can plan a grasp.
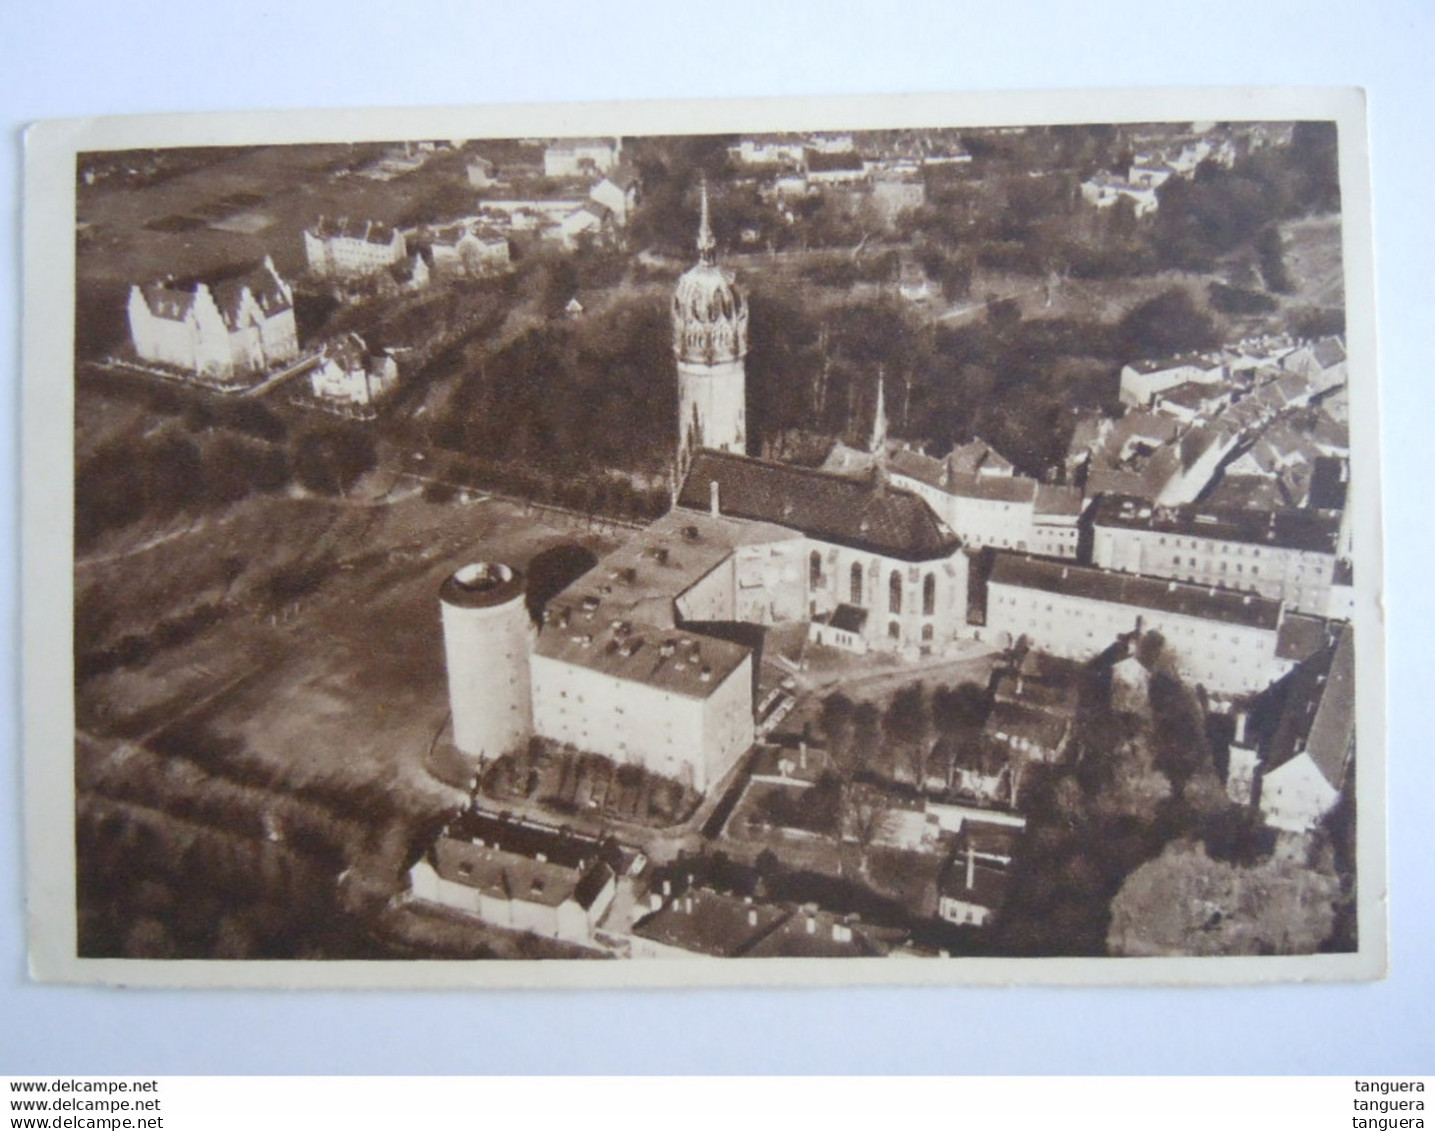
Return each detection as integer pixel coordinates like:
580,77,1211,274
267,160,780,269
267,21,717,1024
306,332,399,411
419,220,511,276
543,137,619,179
303,216,407,281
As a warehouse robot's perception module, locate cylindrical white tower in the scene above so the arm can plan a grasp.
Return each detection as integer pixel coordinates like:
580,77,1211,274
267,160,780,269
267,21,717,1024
439,562,533,762
673,180,748,479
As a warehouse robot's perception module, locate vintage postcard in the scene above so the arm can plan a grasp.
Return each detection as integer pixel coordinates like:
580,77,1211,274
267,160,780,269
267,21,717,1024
22,87,1384,988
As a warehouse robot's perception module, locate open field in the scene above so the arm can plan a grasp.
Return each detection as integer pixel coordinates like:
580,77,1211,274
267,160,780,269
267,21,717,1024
77,486,622,814
75,143,471,356
1280,213,1344,310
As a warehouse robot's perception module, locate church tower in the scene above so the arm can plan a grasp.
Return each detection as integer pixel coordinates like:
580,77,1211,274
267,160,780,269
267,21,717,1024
673,179,748,480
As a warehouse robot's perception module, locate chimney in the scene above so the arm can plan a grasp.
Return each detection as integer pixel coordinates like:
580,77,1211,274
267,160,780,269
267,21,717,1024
1234,709,1249,745
710,479,721,517
747,909,758,927
966,842,976,891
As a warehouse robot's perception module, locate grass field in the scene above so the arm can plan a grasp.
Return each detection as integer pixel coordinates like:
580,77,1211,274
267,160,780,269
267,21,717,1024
77,484,622,818
1280,213,1344,311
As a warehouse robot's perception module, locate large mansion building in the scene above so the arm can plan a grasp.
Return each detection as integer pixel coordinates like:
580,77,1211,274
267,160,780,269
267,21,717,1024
126,256,299,385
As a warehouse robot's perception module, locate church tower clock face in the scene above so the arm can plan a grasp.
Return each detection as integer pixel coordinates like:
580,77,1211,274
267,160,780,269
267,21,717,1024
672,178,749,480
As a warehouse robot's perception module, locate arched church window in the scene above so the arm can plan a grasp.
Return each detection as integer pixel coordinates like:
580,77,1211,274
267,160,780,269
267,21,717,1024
810,551,822,589
888,620,901,640
889,570,903,615
923,572,936,616
850,562,864,605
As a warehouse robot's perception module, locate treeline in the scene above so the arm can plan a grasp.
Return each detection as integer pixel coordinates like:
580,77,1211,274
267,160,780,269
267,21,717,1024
988,651,1282,957
748,285,1219,479
76,395,378,551
430,294,676,478
428,454,667,524
1152,122,1340,272
76,709,463,958
815,680,990,790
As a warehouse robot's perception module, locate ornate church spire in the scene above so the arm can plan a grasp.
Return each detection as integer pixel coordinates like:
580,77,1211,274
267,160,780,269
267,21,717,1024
697,176,716,265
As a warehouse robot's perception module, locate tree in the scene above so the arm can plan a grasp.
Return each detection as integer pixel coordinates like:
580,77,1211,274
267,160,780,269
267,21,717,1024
292,428,376,496
884,683,930,784
1117,288,1218,358
1148,673,1214,791
1107,839,1341,957
820,692,856,775
932,682,988,735
852,701,883,775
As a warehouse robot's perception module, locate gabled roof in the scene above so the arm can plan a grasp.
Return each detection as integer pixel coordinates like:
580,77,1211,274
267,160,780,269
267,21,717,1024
210,260,292,326
318,331,372,374
887,448,946,488
944,472,1037,504
1261,624,1354,788
743,908,902,958
822,603,869,635
677,450,960,562
1089,495,1341,554
546,136,615,154
937,857,1009,910
984,699,1070,751
1033,484,1083,518
988,553,1283,631
1125,352,1223,376
1276,612,1335,663
308,216,400,245
138,284,195,322
805,149,866,172
141,259,291,328
632,889,788,957
428,837,612,910
947,438,1015,477
1311,336,1347,369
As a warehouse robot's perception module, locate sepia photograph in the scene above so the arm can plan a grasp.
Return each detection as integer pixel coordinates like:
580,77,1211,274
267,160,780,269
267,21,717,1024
25,88,1383,987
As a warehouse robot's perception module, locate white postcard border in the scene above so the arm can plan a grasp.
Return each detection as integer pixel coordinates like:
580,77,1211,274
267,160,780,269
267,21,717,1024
23,85,1385,989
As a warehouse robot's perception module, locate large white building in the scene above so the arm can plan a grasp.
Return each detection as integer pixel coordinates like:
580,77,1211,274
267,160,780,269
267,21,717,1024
409,812,616,945
888,448,1083,559
440,563,535,762
531,615,755,795
984,554,1292,695
126,256,299,386
543,137,618,178
1119,353,1227,408
423,221,510,277
676,451,970,656
307,332,399,409
1090,495,1343,618
303,217,407,281
674,182,748,479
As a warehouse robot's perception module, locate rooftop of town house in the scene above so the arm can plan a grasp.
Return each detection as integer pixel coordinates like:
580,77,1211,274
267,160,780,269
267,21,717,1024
988,553,1284,631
